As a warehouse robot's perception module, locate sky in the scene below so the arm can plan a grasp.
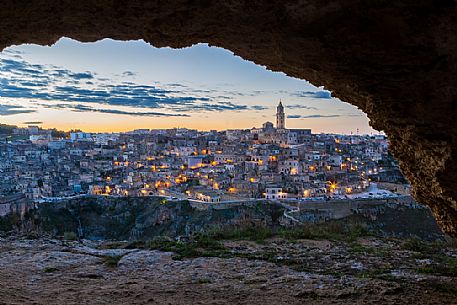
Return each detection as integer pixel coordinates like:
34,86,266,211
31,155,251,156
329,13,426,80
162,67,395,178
0,38,379,134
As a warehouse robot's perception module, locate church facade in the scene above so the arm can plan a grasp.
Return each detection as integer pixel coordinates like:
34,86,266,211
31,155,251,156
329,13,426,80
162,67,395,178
251,100,311,147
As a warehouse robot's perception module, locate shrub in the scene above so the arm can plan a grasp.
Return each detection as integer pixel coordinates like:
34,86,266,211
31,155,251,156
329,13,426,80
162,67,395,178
209,227,275,243
432,282,457,296
348,243,376,255
443,236,457,248
43,267,58,273
63,231,77,241
402,238,436,254
416,257,457,276
103,255,123,267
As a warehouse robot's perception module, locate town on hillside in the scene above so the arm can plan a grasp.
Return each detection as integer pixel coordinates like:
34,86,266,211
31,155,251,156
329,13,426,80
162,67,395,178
0,101,408,204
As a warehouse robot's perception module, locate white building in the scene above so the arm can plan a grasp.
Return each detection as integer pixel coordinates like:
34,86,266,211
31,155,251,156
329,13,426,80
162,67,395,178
265,185,287,200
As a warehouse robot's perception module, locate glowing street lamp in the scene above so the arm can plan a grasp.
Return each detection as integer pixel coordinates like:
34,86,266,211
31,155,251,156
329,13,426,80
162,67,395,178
327,181,337,193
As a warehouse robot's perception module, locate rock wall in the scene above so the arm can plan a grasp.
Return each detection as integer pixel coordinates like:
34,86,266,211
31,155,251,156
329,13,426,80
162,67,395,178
0,0,456,235
0,196,443,241
24,197,284,240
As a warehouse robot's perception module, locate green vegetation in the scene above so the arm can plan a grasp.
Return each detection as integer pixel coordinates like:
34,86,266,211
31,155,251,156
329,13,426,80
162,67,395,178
206,227,275,243
348,243,377,255
356,268,395,280
0,213,19,232
97,241,128,250
195,278,212,284
444,236,457,248
117,224,455,282
102,255,124,267
63,231,78,241
416,257,457,276
402,238,436,254
432,282,457,296
399,238,457,276
43,267,58,273
139,222,376,262
50,128,67,138
146,236,229,260
200,221,372,244
0,124,17,135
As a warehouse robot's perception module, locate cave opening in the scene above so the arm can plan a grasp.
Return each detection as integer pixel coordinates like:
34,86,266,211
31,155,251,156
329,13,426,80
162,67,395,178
0,37,452,242
0,1,457,302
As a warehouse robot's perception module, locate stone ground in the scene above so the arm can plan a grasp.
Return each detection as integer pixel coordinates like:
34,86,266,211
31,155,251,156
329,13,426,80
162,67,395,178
0,237,456,305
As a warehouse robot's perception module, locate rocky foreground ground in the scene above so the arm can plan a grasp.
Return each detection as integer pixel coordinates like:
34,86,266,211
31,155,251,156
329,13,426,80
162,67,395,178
0,234,456,305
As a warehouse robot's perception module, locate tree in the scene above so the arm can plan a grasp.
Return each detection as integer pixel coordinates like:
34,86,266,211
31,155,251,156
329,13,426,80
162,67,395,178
0,124,17,135
51,128,66,138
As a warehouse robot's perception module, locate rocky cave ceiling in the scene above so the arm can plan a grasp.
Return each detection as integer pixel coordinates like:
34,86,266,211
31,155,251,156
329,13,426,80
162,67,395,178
0,0,456,236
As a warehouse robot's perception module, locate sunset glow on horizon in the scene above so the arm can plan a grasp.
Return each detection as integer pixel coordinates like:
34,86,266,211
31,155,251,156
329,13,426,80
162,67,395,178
0,38,379,135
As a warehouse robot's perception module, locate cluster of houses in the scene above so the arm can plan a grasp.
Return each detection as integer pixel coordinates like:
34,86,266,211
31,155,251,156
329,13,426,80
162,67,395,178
0,102,399,203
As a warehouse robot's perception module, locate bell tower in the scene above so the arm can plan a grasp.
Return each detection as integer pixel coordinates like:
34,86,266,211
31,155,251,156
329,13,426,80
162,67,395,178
276,100,285,129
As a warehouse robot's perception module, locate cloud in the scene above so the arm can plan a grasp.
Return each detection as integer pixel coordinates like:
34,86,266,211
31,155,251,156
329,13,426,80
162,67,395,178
121,71,136,77
73,106,190,117
70,72,94,79
0,104,36,115
170,101,249,112
0,56,261,117
287,114,341,119
292,90,332,99
40,103,189,117
250,105,269,110
3,49,24,55
286,104,318,110
23,121,43,125
166,83,187,87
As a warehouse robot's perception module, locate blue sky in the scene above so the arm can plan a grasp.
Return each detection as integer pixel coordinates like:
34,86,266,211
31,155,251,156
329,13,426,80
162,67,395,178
0,38,378,134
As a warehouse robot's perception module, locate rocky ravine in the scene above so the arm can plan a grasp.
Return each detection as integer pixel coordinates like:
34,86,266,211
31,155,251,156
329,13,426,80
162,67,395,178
0,196,445,241
0,236,456,305
0,197,456,304
1,197,285,240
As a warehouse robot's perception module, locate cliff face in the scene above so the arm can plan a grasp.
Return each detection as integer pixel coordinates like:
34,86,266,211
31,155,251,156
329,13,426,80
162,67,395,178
0,1,456,235
0,196,443,241
28,197,284,240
